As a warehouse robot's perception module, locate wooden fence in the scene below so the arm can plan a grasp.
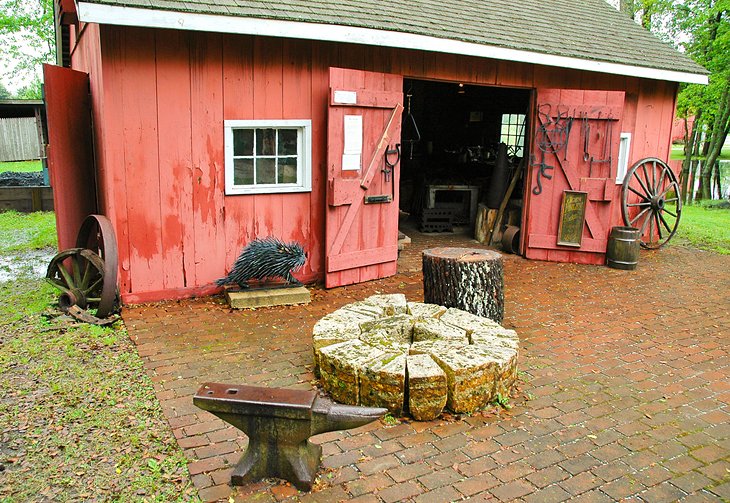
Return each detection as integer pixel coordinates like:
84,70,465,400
0,117,43,162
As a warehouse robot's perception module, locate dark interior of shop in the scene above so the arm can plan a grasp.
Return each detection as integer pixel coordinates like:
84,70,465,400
398,79,530,241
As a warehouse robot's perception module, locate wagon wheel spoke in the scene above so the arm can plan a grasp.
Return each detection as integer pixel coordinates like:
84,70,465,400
626,202,651,207
641,164,654,196
627,185,649,201
639,210,652,237
658,211,673,233
71,258,82,288
632,173,653,199
78,258,92,289
652,160,661,194
629,207,651,226
56,261,76,289
84,276,104,295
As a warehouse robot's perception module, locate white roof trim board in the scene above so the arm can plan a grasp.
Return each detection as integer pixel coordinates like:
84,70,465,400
76,2,708,85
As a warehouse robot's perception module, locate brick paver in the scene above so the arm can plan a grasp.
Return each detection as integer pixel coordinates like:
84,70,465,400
124,226,729,502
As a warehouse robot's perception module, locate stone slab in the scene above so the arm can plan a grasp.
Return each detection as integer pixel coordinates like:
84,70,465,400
432,345,518,413
360,314,414,343
226,286,310,309
359,353,407,414
440,307,501,333
318,340,386,405
407,302,447,320
363,293,408,315
413,318,467,342
407,354,447,421
470,327,520,350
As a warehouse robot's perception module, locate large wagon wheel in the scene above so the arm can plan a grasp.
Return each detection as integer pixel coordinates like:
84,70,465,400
46,248,108,312
75,215,119,317
621,157,681,249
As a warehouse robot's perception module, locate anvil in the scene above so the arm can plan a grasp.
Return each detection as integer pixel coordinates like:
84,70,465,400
193,382,386,490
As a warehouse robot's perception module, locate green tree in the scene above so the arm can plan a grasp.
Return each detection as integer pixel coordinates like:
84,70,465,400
0,0,55,91
672,0,729,202
14,77,43,99
0,81,11,99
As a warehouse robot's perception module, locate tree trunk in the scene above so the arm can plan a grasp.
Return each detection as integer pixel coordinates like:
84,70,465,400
698,84,730,201
680,111,701,204
422,248,504,323
713,161,722,199
689,159,700,204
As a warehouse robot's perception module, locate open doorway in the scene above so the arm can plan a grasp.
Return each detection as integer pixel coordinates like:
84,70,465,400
398,79,530,253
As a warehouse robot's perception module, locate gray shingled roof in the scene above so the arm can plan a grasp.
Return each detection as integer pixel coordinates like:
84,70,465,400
79,0,707,76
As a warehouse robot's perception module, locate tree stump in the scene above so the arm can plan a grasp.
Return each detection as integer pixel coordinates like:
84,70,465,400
422,247,504,323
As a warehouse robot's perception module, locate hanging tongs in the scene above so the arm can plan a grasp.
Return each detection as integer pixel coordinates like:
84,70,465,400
403,91,421,159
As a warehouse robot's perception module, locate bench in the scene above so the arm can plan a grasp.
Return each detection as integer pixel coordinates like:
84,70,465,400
193,382,386,490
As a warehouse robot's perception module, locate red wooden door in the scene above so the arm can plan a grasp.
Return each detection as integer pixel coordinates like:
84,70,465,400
43,64,97,251
325,68,403,288
525,89,625,264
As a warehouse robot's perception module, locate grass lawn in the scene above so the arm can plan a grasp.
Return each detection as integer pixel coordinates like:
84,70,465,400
0,211,57,253
0,214,199,501
675,202,730,254
670,143,730,160
0,160,43,173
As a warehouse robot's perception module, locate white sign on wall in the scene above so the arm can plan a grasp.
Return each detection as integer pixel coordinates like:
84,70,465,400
342,114,363,171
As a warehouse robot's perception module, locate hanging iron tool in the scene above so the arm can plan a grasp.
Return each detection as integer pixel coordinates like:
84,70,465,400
532,103,571,195
589,114,614,177
582,112,591,162
384,143,401,199
402,90,421,160
531,152,553,195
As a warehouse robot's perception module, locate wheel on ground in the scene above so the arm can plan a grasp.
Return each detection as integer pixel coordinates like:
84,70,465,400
46,248,108,313
75,215,119,317
621,157,681,249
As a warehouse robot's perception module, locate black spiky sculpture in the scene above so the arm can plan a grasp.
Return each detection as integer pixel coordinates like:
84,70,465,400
216,237,306,289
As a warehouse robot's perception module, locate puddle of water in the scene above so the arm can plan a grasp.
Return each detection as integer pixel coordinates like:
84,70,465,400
0,248,56,283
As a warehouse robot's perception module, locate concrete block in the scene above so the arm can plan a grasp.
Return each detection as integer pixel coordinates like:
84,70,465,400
226,286,311,309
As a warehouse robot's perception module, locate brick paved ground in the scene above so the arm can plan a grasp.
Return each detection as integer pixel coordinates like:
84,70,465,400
124,227,729,502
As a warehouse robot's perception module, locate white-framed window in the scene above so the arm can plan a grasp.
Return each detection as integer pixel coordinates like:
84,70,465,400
224,120,312,195
615,132,632,184
500,113,526,157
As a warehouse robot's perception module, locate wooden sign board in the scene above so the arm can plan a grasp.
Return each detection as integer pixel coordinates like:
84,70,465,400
557,190,588,247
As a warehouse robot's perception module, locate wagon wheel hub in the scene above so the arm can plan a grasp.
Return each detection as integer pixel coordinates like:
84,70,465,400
59,288,87,312
651,196,665,210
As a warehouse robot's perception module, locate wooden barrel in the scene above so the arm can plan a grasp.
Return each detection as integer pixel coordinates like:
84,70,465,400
606,226,640,270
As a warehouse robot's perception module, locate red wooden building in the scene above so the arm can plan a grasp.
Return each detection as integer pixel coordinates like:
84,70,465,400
48,0,707,303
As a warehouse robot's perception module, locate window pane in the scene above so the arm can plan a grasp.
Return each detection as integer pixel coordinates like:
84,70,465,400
278,157,298,184
278,129,298,156
256,157,276,184
233,158,254,185
233,129,253,156
256,128,276,156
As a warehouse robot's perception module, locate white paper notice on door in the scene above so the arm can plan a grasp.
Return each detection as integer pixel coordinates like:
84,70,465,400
342,115,362,171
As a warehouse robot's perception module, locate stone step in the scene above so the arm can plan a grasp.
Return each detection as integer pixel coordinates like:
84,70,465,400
226,286,311,309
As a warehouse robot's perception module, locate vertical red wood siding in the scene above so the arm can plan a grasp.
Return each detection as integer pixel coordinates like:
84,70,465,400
67,26,680,302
